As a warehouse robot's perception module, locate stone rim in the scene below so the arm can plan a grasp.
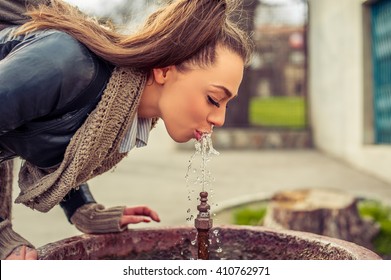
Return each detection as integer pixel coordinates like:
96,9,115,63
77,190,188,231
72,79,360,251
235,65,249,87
37,225,381,260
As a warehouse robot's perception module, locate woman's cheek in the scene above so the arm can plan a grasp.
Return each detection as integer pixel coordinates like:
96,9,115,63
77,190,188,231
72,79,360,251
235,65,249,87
186,95,206,120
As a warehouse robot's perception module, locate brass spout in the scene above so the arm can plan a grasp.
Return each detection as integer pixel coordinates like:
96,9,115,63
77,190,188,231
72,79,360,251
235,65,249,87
194,191,213,260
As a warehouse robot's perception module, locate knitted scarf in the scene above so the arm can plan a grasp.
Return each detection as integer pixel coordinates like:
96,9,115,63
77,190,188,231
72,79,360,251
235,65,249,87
14,67,148,212
0,0,49,30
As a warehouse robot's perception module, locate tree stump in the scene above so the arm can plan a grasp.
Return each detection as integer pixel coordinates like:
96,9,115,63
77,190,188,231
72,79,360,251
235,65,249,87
263,188,379,249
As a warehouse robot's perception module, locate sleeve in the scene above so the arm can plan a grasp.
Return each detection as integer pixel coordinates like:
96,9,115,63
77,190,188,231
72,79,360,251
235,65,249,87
70,203,126,234
0,219,34,260
0,30,95,136
60,183,126,233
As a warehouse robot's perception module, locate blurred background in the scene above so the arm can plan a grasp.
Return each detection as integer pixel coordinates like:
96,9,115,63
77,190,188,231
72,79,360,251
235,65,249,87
10,0,391,258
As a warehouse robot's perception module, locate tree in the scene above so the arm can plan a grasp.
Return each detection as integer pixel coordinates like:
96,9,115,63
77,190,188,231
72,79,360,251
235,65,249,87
225,0,258,127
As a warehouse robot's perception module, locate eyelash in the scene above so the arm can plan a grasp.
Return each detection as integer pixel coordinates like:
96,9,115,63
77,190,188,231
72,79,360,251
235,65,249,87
207,96,220,108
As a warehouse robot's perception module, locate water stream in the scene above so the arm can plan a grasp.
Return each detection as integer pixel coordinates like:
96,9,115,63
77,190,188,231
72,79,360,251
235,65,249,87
185,133,219,216
184,133,220,259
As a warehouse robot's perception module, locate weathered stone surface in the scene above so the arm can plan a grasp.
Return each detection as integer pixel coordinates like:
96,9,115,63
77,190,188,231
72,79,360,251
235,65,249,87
37,226,381,260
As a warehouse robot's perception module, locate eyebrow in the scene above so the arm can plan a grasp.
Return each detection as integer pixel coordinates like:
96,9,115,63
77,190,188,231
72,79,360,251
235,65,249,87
211,84,235,99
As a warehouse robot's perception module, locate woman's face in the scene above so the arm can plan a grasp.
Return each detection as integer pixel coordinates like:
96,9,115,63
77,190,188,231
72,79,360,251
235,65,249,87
147,46,244,143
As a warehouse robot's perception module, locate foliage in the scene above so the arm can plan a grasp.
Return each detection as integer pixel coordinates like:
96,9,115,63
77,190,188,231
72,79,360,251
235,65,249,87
249,96,306,128
358,200,391,257
232,205,267,226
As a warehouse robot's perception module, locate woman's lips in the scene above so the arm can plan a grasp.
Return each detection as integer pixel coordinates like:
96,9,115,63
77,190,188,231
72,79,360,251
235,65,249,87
194,129,213,141
194,130,202,141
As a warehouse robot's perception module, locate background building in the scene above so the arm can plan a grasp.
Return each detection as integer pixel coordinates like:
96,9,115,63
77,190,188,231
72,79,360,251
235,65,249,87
308,0,391,183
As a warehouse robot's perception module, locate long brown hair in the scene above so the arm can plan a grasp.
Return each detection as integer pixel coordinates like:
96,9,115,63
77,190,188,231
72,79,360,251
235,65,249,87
17,0,253,71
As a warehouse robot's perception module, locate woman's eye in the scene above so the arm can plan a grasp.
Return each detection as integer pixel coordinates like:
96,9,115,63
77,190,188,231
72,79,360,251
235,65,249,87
207,96,220,108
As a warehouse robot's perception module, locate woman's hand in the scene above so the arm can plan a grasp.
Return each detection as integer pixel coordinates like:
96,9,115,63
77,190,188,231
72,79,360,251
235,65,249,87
70,203,160,234
120,206,160,227
6,245,37,260
4,206,160,260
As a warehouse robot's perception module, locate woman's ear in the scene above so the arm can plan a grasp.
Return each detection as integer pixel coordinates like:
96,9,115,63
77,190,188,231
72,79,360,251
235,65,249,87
152,66,173,85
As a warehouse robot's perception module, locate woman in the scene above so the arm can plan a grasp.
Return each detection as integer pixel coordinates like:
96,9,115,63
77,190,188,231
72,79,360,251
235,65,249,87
0,0,252,259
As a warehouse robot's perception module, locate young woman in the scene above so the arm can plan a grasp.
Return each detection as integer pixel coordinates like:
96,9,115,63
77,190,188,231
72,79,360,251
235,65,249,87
0,0,252,259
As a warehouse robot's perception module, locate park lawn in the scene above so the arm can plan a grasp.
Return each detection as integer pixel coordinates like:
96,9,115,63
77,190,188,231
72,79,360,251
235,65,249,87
249,96,306,128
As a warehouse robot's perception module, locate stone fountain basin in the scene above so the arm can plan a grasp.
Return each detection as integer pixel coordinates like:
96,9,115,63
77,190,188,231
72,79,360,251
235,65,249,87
37,225,381,260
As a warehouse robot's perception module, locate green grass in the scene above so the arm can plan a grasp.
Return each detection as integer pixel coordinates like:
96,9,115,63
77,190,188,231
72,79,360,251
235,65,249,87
232,205,267,226
358,200,391,257
249,96,306,128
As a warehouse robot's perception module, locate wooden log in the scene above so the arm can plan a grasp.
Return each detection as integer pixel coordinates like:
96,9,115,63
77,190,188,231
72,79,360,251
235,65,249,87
263,188,379,249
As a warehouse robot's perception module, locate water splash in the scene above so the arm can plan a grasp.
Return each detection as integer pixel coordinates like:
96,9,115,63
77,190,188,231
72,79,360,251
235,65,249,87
185,132,219,222
197,133,220,192
211,228,223,255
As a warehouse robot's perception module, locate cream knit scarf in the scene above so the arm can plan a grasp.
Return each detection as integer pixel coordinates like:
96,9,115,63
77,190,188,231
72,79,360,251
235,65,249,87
15,67,147,212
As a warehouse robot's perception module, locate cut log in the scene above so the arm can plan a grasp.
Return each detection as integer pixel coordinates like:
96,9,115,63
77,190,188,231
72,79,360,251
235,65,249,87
263,188,379,249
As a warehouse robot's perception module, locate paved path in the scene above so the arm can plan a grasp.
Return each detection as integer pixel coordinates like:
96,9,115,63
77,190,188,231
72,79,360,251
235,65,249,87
11,123,391,248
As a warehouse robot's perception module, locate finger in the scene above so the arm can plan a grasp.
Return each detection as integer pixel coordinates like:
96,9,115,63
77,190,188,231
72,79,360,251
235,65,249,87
149,210,160,222
120,215,151,226
25,247,38,260
123,206,160,222
123,206,151,216
6,245,26,260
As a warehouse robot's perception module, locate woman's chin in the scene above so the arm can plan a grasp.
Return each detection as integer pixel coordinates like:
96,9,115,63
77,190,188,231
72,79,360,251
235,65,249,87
173,137,192,143
168,133,193,143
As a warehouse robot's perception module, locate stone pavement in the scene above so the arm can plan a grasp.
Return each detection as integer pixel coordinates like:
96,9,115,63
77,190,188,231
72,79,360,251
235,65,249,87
11,123,391,248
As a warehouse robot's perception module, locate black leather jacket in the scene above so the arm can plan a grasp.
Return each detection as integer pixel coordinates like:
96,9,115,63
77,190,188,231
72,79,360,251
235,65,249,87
0,27,114,168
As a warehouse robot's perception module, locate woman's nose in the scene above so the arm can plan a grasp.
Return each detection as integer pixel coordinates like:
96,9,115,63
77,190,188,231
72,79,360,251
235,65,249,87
208,108,226,127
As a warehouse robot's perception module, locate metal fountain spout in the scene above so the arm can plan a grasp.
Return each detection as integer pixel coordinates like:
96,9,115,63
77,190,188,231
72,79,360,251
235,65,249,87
194,191,213,260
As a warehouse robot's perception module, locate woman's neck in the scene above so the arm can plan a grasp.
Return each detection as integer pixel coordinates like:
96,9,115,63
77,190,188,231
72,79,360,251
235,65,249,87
137,78,162,118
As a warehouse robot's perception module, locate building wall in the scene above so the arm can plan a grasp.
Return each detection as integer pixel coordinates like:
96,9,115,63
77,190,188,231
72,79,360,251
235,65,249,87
309,0,391,183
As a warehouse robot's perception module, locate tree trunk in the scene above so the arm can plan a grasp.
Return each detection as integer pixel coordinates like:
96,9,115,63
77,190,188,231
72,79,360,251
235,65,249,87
224,0,258,127
263,188,379,249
